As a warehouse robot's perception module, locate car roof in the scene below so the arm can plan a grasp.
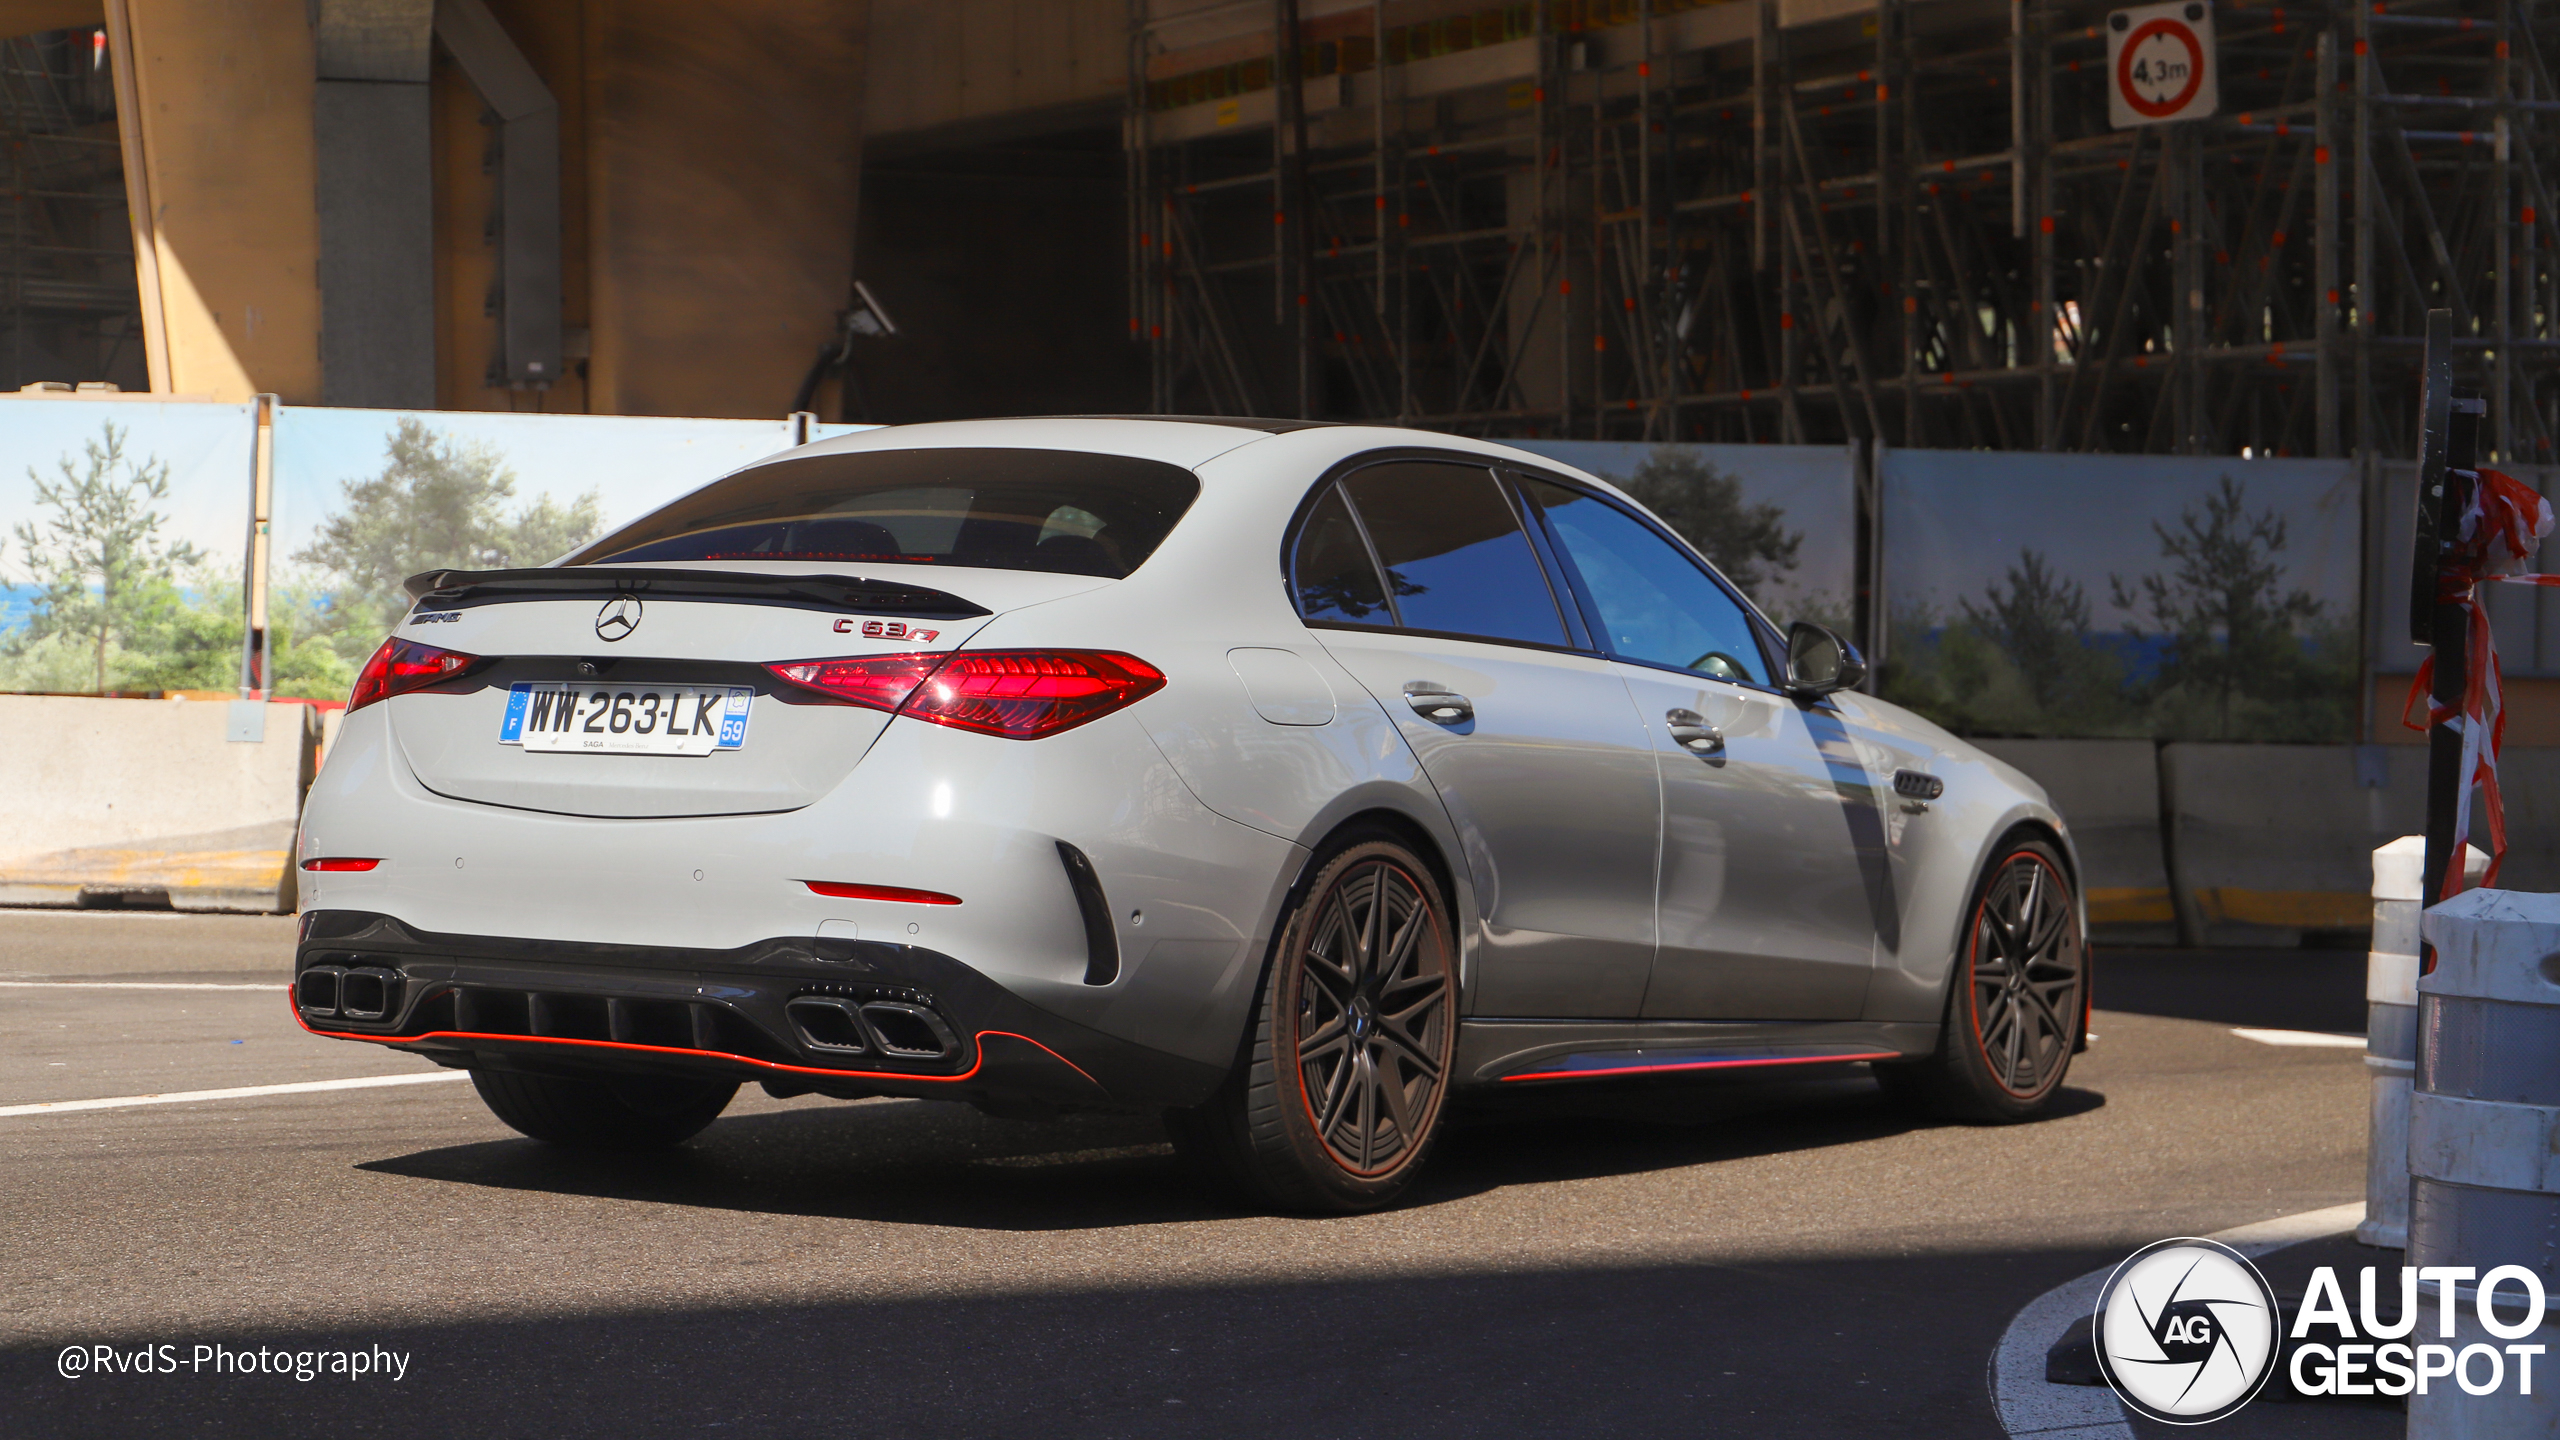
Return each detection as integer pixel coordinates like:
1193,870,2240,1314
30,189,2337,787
782,415,1302,470
777,416,1618,493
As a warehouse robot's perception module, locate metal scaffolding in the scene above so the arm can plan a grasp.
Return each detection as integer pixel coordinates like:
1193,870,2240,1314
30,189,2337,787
1125,0,2560,461
0,27,139,391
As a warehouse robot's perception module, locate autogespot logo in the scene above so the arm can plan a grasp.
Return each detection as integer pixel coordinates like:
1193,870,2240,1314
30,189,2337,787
2093,1238,2280,1424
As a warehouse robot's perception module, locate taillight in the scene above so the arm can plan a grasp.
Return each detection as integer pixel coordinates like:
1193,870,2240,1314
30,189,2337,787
765,650,1165,739
907,652,1167,738
348,638,486,713
765,653,946,712
300,858,380,872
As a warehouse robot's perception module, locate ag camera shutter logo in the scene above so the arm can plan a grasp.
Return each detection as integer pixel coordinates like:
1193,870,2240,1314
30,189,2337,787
2093,1238,2280,1423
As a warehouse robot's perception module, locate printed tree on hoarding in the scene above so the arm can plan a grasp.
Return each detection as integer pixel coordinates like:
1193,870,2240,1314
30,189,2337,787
2111,476,2328,739
1878,475,2352,743
1606,447,1802,600
296,417,602,657
1961,549,2121,721
4,423,201,694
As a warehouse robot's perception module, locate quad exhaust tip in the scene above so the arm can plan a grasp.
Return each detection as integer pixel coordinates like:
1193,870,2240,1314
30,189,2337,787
783,996,959,1059
298,963,402,1022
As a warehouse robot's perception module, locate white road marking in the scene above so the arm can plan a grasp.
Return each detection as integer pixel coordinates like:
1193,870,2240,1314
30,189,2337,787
0,980,284,991
2229,1027,2367,1048
0,1071,470,1117
1987,1202,2364,1437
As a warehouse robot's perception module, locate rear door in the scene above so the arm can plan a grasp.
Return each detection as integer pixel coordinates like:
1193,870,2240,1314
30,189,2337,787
1293,460,1661,1019
1512,474,1880,1020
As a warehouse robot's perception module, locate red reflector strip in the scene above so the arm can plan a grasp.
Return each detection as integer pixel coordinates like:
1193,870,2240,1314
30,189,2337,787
299,858,381,872
802,881,963,905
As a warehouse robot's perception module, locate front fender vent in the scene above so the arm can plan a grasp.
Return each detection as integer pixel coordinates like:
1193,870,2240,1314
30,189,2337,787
1056,841,1120,986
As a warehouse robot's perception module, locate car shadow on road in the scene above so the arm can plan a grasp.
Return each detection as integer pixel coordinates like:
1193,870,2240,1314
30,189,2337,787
355,1069,2105,1231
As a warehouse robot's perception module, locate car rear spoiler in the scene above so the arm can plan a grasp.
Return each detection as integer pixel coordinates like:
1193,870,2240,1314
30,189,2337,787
402,567,992,620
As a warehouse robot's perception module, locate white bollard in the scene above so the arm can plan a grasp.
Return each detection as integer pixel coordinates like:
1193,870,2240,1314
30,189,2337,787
2365,838,2488,1248
2410,888,2560,1437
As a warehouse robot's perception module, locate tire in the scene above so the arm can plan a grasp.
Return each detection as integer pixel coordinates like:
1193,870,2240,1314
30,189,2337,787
471,1069,737,1149
1878,837,2086,1123
1170,835,1458,1213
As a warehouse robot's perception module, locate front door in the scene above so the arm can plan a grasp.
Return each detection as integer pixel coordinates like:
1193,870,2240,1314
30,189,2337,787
1291,461,1662,1019
1513,475,1881,1020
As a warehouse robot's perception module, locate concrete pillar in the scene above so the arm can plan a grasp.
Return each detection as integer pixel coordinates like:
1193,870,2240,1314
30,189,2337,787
110,0,323,401
312,0,436,408
581,0,867,418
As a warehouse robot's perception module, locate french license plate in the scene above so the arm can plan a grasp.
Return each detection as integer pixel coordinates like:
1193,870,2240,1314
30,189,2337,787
498,683,751,755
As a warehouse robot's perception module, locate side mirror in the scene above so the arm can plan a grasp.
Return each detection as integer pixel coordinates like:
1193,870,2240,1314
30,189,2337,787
1785,621,1867,697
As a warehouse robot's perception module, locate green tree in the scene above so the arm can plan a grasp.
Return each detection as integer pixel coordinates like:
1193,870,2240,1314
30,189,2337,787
1606,446,1803,599
5,422,203,694
295,417,602,652
2110,476,2324,739
114,563,357,702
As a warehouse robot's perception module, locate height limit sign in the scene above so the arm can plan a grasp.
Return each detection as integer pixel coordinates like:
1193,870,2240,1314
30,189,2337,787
2107,1,2218,128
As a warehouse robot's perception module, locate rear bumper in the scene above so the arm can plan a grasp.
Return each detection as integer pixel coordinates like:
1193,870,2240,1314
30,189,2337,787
293,910,1229,1110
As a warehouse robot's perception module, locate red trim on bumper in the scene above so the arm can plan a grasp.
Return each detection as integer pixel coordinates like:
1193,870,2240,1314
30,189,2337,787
286,987,1100,1089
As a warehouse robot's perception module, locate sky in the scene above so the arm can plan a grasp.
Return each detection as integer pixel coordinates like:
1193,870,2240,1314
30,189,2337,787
0,398,257,587
0,401,872,632
1880,450,2361,632
270,408,873,567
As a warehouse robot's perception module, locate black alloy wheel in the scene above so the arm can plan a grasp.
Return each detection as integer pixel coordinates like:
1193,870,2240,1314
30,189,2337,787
1290,852,1453,1175
1166,835,1457,1212
1963,847,2084,1100
1878,837,2085,1122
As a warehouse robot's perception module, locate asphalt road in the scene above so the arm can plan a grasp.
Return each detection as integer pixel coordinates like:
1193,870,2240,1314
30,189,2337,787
0,911,2391,1438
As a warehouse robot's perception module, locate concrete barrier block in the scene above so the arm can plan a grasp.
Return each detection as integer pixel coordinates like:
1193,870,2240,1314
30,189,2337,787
0,695,313,913
1974,739,2171,942
2481,748,2560,893
2163,743,2433,946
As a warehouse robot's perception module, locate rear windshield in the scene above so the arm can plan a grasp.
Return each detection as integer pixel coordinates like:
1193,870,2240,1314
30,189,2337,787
572,447,1202,579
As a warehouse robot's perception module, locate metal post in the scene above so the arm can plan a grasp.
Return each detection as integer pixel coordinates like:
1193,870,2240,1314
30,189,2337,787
2416,310,2469,922
1279,0,1312,418
2354,0,2375,455
236,395,276,700
2316,27,2340,458
2029,0,2052,448
1753,0,1772,274
2496,0,2516,461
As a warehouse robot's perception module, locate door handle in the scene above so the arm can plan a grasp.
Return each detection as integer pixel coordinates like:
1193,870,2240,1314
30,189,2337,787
1664,708,1725,759
1403,683,1473,724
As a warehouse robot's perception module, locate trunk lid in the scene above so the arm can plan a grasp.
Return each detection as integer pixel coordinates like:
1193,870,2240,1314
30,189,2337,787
383,563,1105,818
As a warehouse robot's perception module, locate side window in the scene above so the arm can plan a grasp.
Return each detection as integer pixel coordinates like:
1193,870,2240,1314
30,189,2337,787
1290,483,1393,624
1520,477,1765,685
1340,463,1568,647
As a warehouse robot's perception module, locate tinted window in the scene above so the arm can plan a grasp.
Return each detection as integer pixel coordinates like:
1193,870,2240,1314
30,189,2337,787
1522,478,1764,684
1340,463,1567,646
1291,483,1393,624
576,448,1199,578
